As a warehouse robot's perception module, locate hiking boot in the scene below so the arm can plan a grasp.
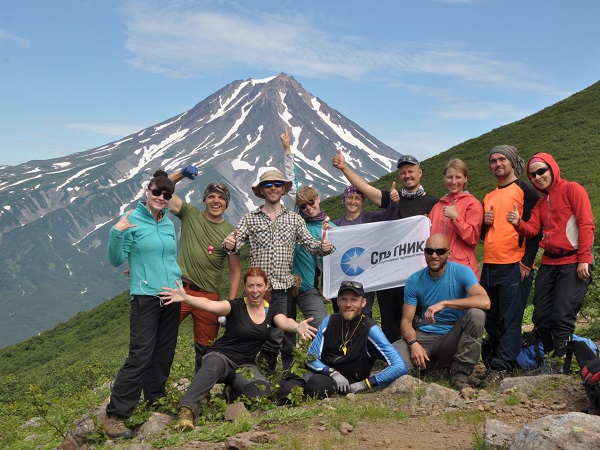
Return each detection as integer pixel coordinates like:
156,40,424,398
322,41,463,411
450,373,470,391
538,360,564,375
176,406,194,431
103,414,135,439
479,369,507,388
474,368,490,381
449,361,474,391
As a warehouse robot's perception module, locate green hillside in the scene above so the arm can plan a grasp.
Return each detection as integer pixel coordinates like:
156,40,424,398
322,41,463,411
2,80,600,448
323,80,600,220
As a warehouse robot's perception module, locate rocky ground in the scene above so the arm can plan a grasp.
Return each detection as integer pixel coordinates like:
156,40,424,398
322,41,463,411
55,367,600,450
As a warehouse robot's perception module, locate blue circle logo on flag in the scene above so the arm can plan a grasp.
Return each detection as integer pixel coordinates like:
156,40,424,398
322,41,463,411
341,247,365,276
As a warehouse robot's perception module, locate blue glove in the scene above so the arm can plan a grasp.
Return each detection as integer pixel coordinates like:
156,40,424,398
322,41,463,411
330,371,350,394
349,380,368,393
181,165,198,180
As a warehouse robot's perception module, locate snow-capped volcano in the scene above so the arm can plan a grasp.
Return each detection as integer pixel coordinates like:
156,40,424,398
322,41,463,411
0,73,399,347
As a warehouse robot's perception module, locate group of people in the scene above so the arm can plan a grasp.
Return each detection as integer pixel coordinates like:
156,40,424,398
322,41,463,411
102,133,594,438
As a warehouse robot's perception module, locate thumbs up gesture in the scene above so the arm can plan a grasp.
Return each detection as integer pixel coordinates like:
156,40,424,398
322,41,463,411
224,229,238,251
484,205,495,225
332,147,346,170
320,225,333,253
389,181,400,203
506,203,521,225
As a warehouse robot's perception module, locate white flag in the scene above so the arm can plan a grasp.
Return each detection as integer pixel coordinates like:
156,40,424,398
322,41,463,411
323,215,431,298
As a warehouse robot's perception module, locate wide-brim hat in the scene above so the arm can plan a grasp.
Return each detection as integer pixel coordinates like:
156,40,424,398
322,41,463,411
251,169,293,199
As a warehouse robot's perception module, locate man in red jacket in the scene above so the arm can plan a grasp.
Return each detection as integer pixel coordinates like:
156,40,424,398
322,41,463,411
507,152,594,368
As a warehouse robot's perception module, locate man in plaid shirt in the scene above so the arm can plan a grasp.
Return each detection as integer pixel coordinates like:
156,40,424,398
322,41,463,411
224,169,335,374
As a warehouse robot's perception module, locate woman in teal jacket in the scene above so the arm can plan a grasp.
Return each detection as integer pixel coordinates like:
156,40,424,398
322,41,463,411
104,170,182,439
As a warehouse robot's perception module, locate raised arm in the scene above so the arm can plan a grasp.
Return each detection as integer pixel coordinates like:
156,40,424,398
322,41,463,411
107,210,137,267
281,128,298,208
159,281,232,316
332,148,383,207
167,165,198,215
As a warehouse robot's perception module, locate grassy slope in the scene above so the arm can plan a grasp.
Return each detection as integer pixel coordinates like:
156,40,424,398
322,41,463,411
2,80,600,447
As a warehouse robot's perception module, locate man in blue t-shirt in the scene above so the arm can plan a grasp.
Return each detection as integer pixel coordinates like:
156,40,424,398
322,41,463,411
394,233,491,391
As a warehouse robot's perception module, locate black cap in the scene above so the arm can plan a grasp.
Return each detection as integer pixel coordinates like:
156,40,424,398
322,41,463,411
337,280,364,297
396,154,420,168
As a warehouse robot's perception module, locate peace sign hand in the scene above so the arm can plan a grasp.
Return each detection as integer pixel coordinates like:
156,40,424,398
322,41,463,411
280,127,292,153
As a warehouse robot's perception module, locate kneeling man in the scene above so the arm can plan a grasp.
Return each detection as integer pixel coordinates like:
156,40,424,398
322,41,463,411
395,233,490,390
280,280,407,399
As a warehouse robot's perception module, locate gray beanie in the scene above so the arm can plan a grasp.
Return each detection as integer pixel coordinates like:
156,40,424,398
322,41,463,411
488,145,525,174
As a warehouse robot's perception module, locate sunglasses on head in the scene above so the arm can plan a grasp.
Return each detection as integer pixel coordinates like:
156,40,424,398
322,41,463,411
150,188,173,200
299,199,316,210
262,181,284,189
424,247,449,256
207,181,228,191
340,280,363,289
529,166,550,178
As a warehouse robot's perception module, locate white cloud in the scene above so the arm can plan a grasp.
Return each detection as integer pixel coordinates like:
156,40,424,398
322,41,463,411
0,28,29,48
119,1,556,93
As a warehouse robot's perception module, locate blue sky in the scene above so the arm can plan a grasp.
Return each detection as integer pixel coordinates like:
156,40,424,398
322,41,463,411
1,0,599,166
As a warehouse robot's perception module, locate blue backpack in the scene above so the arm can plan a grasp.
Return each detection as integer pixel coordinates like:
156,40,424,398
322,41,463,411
516,331,598,370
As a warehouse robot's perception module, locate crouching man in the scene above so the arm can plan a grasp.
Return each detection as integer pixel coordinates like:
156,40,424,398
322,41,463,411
395,233,491,390
279,280,407,399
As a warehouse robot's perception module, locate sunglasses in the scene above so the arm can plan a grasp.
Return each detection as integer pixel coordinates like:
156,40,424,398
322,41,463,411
529,166,550,178
207,181,228,191
340,280,363,289
299,199,316,210
150,188,173,200
262,181,284,189
424,247,449,256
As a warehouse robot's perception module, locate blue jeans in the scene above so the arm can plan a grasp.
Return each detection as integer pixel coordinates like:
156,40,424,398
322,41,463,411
481,263,533,371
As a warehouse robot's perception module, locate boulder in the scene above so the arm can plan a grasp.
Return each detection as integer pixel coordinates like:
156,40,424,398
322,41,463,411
510,412,600,449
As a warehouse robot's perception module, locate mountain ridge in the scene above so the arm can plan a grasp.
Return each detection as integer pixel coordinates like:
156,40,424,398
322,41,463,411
0,73,400,347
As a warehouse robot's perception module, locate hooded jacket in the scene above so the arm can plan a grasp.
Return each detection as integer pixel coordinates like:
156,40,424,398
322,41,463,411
515,153,594,266
428,191,483,277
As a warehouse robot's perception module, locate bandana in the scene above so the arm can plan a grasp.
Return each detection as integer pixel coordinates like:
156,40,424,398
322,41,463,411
342,185,365,205
401,185,426,199
489,145,525,175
